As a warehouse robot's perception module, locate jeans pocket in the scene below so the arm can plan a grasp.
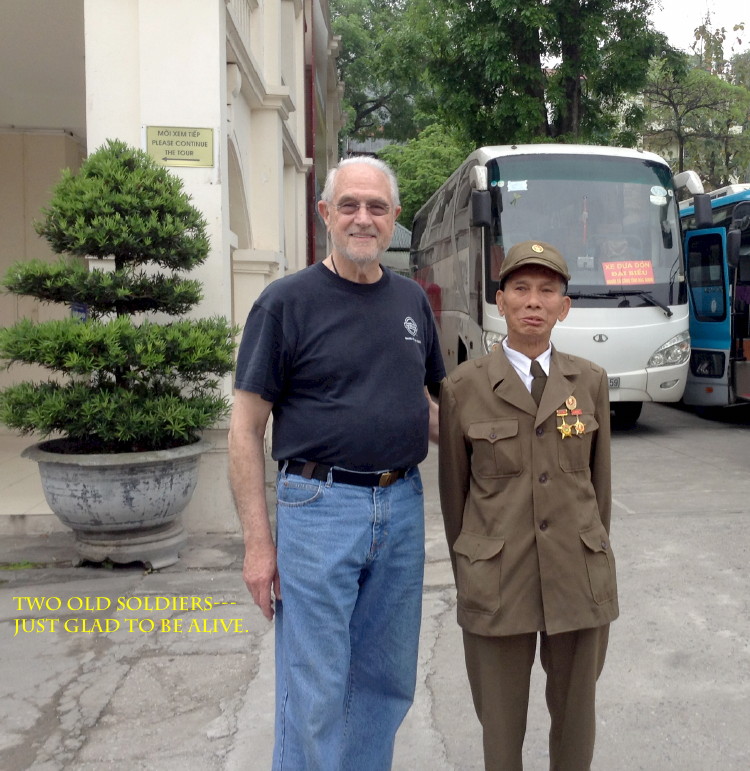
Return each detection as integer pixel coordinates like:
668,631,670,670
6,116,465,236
276,476,324,507
407,468,424,496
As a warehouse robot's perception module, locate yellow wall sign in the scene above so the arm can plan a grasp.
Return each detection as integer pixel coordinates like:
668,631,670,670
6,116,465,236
146,126,214,167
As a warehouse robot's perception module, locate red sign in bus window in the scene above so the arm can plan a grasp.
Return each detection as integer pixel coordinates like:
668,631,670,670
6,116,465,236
601,260,655,285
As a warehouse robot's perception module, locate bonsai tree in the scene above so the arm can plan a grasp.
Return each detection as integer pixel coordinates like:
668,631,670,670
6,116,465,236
0,139,236,453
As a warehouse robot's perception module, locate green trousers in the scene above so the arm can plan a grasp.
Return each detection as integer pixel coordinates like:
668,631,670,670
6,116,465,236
462,625,610,771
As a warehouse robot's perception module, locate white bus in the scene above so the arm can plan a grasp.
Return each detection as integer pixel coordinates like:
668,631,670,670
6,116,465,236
411,145,703,427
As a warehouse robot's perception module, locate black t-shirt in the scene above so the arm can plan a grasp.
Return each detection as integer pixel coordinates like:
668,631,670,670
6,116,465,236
234,262,445,471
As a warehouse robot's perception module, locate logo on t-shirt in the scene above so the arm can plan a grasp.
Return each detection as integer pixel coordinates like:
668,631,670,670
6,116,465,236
404,316,421,344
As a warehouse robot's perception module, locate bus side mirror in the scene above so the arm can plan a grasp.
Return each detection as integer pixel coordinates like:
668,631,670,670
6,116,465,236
490,185,503,214
470,190,492,227
728,202,750,269
731,201,750,229
692,194,713,229
738,252,750,283
727,229,741,268
470,165,488,191
674,170,704,195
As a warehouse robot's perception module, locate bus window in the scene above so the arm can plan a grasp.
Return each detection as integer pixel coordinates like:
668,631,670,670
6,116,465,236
454,164,473,250
439,185,456,240
452,163,483,324
687,233,726,321
484,153,683,306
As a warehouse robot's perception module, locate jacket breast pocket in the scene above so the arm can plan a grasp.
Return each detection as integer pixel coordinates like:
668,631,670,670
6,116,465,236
467,419,522,478
452,531,505,614
580,524,616,604
558,414,598,472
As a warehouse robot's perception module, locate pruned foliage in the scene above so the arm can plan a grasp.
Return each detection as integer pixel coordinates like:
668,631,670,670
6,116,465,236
0,140,236,452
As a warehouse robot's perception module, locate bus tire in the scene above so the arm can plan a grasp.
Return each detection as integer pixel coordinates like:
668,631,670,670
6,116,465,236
611,401,643,429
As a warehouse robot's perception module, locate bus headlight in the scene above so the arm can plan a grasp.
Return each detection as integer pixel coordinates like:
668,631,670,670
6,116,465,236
647,331,690,367
482,330,505,354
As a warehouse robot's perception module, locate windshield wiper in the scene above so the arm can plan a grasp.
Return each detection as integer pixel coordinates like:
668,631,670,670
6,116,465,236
613,290,673,317
567,292,615,300
567,289,673,317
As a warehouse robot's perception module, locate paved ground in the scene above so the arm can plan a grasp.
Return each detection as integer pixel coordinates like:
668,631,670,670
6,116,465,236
1,402,749,770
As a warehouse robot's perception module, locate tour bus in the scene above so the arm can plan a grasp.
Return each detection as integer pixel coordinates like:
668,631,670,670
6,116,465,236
679,184,750,408
411,145,703,427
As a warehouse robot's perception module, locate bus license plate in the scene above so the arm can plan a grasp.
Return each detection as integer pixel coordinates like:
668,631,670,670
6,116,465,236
609,377,620,388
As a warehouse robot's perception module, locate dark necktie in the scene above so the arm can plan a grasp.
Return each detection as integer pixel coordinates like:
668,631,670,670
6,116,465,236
530,360,547,406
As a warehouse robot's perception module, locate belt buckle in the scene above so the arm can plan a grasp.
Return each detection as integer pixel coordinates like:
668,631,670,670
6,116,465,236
378,471,396,487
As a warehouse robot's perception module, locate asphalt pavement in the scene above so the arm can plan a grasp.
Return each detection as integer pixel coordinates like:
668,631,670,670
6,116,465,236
1,402,749,770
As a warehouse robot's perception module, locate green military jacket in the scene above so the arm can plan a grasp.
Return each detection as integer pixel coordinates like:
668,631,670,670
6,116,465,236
439,346,618,637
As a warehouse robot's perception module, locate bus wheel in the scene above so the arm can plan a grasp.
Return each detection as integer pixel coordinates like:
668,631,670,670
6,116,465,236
611,401,643,429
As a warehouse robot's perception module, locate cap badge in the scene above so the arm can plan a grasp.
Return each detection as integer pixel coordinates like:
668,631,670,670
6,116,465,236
531,244,544,253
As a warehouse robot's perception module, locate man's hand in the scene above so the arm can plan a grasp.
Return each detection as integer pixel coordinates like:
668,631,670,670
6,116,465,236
243,537,281,621
228,390,277,620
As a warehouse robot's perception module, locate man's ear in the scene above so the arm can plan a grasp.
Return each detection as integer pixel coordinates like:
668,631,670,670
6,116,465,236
317,199,331,228
558,295,572,322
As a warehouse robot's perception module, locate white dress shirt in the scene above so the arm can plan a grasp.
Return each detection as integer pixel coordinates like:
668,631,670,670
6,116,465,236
501,339,552,394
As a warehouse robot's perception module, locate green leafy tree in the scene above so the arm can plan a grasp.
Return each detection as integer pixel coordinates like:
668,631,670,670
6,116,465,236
402,0,665,146
0,140,236,452
643,56,750,185
331,0,432,141
688,124,750,189
691,13,746,77
730,49,750,89
378,124,472,228
730,50,750,183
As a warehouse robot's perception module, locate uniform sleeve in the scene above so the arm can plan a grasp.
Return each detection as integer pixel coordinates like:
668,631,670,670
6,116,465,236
590,367,612,533
438,377,471,578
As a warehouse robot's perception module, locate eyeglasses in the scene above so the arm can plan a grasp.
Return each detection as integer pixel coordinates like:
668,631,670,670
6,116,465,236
334,200,391,217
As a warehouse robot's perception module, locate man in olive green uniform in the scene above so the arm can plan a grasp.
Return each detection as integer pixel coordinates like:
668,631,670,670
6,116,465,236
439,240,618,771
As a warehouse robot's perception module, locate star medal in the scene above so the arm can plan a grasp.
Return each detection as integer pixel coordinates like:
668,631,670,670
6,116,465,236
573,419,585,435
557,419,573,439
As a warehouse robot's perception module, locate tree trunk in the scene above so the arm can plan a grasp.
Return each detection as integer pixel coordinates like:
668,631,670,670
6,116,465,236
508,17,550,138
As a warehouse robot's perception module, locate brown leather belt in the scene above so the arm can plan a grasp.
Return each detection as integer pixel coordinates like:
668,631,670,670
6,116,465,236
280,460,408,488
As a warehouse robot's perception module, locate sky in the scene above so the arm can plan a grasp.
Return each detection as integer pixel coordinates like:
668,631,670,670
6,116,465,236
649,0,748,54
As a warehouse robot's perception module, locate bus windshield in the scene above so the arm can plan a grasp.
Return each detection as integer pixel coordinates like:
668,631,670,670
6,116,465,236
485,154,685,308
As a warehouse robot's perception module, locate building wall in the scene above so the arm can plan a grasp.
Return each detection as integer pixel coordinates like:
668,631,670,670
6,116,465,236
0,0,342,535
0,132,85,391
84,0,231,325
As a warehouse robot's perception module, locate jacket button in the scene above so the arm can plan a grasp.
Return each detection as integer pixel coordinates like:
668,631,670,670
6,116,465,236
601,540,608,550
540,520,548,531
489,432,497,439
535,427,544,437
539,473,548,483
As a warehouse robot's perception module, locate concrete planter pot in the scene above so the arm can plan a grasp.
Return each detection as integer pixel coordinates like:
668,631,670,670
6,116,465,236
22,439,208,569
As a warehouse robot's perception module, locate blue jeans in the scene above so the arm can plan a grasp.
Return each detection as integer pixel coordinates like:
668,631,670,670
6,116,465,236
272,466,425,771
